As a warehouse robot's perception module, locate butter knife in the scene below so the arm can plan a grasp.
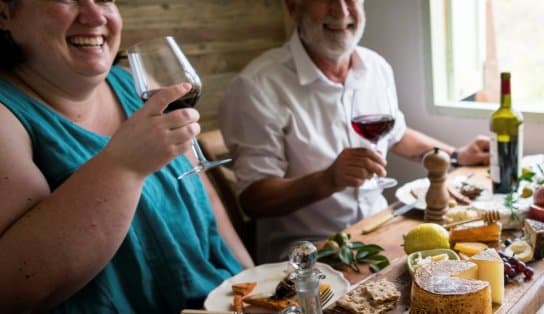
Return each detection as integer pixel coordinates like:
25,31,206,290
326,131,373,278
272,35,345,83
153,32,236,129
182,310,275,314
361,200,418,234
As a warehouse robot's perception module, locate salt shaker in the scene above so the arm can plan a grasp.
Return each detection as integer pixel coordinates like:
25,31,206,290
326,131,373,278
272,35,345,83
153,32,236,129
289,241,325,314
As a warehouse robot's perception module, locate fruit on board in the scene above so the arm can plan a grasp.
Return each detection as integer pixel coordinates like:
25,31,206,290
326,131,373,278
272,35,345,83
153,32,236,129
403,223,450,254
453,242,488,256
504,239,534,263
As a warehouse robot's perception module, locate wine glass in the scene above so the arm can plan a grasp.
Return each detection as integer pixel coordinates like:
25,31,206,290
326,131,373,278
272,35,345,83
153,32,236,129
127,36,231,179
350,89,398,190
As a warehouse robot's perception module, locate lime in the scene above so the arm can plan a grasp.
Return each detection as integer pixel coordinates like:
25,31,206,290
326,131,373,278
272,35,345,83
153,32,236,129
403,223,450,254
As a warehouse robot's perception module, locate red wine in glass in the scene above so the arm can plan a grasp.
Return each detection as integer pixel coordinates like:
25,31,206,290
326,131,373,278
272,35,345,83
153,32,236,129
350,113,397,190
128,36,231,179
351,114,395,143
141,87,201,113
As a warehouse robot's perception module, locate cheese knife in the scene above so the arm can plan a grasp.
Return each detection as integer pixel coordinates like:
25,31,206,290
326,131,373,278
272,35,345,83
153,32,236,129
182,310,276,314
361,200,418,234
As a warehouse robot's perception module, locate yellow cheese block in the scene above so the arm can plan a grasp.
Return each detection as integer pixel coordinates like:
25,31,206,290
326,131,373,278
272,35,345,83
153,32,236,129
410,260,492,313
470,248,504,304
453,242,489,256
450,221,502,243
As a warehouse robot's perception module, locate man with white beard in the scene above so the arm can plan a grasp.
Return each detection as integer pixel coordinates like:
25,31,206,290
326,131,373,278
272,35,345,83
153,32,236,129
220,0,489,263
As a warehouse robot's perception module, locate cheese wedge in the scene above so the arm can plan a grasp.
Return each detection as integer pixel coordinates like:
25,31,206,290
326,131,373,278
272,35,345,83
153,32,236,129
450,221,502,243
453,242,488,256
525,218,544,260
469,248,504,304
410,260,491,313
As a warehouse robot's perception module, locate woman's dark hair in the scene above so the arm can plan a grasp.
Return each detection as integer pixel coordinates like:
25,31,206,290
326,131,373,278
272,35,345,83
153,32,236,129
0,0,25,71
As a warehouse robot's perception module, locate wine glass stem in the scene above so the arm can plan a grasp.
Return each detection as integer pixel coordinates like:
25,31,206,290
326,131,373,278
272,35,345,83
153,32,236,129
191,138,208,164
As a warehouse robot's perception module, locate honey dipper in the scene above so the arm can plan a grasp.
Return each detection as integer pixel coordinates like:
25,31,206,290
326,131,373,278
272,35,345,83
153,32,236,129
443,209,501,229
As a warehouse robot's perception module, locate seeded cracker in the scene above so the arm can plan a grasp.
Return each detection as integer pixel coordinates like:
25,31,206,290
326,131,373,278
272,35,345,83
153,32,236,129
331,278,400,314
364,279,400,304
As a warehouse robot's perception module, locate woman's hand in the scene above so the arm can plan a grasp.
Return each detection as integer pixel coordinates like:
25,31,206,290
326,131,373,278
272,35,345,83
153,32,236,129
104,83,200,176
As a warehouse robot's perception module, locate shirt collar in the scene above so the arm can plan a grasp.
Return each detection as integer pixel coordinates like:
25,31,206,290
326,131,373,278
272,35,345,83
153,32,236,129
289,31,324,86
289,30,367,87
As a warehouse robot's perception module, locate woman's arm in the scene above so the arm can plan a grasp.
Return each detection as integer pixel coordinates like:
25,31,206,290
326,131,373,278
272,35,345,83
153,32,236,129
0,84,198,312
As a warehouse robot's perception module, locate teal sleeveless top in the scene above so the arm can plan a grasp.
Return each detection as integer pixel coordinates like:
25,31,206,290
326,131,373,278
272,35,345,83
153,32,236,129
0,66,242,313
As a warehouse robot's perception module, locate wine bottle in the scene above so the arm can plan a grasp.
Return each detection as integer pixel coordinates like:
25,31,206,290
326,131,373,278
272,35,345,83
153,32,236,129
489,72,524,193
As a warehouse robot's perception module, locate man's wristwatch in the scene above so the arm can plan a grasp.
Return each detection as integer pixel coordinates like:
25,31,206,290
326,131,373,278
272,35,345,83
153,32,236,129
450,150,460,167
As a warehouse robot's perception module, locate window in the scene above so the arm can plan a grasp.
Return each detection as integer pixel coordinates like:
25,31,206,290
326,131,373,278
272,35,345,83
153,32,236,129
428,0,544,114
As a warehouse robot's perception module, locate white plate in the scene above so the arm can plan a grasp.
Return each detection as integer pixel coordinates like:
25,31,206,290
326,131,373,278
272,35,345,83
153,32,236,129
395,154,544,211
523,154,544,168
394,178,429,210
394,175,478,210
204,262,350,312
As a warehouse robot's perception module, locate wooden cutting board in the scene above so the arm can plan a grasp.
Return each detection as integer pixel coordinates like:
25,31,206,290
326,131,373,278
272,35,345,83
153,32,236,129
333,198,544,313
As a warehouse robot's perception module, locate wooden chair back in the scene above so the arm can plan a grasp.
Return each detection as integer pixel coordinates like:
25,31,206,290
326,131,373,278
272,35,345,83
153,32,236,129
197,130,255,258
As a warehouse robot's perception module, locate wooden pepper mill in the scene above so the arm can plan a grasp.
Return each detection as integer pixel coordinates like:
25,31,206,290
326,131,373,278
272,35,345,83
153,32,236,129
423,147,450,222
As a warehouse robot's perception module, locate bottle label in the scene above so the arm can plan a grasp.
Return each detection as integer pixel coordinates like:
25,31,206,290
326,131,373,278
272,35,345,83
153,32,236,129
490,124,523,193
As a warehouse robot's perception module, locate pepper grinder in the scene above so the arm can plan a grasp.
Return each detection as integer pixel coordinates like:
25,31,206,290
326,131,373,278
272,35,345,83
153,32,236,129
422,147,450,222
289,241,325,314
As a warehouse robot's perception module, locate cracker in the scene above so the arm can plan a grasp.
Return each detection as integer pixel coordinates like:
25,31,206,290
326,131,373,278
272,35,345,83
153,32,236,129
329,279,400,314
363,279,400,304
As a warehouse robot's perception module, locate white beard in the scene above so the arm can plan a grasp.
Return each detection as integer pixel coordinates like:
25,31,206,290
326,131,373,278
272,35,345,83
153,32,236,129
299,12,366,61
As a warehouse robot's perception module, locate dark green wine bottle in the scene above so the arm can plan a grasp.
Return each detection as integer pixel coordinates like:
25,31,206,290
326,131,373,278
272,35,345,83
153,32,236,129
490,72,524,193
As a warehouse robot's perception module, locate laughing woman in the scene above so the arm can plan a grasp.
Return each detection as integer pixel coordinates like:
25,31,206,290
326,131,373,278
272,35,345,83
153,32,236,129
0,0,252,313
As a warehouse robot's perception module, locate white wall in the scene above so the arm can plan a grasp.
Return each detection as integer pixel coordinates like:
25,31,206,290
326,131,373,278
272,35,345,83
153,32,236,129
362,0,543,201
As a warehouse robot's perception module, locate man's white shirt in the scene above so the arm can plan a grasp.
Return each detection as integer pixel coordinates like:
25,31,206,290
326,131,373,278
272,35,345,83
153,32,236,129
220,31,406,263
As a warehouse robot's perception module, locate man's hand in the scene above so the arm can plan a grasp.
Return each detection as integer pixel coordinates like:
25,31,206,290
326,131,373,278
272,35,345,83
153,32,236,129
457,135,490,166
322,147,387,192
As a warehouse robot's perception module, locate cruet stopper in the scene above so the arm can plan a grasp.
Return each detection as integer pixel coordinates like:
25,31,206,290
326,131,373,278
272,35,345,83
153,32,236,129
288,241,324,314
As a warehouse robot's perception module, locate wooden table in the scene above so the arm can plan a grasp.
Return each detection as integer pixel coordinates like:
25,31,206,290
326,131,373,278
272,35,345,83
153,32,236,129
337,166,544,313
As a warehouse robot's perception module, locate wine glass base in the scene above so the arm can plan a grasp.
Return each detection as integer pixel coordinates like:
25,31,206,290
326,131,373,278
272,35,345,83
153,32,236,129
176,158,232,180
360,177,398,191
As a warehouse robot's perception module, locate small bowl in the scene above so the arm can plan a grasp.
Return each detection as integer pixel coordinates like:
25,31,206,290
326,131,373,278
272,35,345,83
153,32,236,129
407,248,460,276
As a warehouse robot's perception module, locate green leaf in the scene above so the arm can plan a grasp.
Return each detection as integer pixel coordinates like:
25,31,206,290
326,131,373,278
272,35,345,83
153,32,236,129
355,248,382,262
317,232,390,273
369,264,381,273
369,260,390,273
356,250,370,261
504,192,519,221
317,247,338,259
338,246,354,265
359,254,388,263
519,171,536,182
350,241,366,250
359,244,384,253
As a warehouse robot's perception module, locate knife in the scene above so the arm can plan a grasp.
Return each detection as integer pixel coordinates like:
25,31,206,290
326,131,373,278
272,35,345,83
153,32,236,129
361,200,418,234
182,310,275,314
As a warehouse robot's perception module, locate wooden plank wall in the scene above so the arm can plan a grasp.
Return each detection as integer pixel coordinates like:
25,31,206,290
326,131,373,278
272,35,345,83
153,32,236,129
117,0,289,131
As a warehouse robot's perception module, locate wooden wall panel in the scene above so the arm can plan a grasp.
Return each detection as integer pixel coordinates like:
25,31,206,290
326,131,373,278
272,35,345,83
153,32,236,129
117,0,288,131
